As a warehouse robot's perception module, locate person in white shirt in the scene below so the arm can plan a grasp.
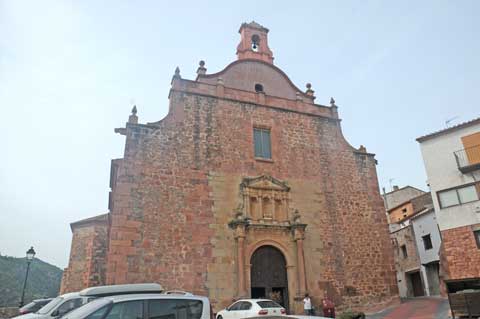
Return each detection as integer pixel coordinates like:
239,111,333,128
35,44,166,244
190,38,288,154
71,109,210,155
302,293,313,315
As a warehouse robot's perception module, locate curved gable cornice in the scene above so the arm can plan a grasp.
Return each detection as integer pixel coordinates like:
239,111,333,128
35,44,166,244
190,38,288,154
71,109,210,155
197,59,312,99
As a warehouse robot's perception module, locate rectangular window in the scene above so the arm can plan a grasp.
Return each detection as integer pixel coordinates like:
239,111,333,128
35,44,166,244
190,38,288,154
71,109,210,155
422,234,433,250
438,184,479,208
474,230,480,249
438,189,460,207
254,128,271,159
458,186,478,203
401,245,408,258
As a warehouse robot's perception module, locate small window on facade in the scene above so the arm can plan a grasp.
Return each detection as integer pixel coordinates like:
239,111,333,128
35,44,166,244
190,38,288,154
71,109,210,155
255,83,264,92
458,185,478,203
401,245,408,258
254,128,271,159
438,189,459,207
438,184,479,208
422,234,433,250
474,230,480,249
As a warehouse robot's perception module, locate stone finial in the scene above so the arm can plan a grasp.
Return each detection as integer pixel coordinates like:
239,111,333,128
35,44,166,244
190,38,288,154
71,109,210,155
128,105,138,124
330,97,336,106
172,66,181,80
359,145,367,152
197,60,207,75
305,83,315,96
293,209,301,223
235,210,244,220
171,66,181,85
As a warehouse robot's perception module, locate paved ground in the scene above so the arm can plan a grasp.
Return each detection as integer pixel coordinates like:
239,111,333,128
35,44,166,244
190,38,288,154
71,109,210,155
367,297,450,319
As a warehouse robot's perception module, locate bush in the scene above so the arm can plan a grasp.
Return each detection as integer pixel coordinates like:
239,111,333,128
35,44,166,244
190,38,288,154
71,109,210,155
338,310,366,319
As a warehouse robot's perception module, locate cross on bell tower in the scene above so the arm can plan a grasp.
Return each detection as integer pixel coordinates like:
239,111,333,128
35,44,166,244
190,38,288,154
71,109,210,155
236,21,274,64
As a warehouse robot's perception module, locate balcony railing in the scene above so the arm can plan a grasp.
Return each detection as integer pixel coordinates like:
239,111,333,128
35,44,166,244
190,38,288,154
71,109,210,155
454,144,480,173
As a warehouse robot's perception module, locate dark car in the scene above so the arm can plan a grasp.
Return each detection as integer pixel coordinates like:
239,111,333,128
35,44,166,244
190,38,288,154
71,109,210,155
19,299,53,315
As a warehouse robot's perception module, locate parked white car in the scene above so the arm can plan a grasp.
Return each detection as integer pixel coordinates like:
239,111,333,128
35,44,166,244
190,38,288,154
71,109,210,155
15,283,163,319
216,299,286,319
61,293,212,319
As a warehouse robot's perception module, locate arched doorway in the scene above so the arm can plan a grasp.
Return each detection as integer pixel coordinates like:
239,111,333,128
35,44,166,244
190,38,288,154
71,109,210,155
250,245,289,310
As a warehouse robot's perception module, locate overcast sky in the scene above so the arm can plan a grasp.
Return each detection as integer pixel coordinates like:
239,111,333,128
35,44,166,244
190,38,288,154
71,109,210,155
1,0,479,268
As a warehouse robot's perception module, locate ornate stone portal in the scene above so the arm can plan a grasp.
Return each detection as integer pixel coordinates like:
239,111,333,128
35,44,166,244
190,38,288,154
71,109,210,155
229,175,307,307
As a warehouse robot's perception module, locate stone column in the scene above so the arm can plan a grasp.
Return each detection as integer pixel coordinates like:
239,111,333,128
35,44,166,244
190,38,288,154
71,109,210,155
292,224,307,297
296,235,306,294
235,223,248,297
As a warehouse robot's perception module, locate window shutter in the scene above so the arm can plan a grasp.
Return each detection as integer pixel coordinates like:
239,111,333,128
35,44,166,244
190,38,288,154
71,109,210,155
254,129,263,157
262,130,271,159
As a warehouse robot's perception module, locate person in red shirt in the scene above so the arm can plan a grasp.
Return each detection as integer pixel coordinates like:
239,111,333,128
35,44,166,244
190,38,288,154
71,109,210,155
321,291,335,318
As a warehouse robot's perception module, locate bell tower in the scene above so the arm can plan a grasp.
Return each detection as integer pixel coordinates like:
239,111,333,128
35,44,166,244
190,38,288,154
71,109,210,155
236,21,274,64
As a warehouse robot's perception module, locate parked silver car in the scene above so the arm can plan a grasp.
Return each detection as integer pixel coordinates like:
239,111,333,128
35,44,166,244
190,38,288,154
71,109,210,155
15,283,163,319
18,299,53,315
61,293,212,319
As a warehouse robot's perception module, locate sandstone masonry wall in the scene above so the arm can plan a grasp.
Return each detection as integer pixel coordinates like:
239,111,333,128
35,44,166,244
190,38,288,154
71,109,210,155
61,221,108,293
441,223,480,280
105,90,398,312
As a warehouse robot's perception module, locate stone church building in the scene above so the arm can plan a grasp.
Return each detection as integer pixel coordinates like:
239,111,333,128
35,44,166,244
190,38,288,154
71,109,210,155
61,22,399,313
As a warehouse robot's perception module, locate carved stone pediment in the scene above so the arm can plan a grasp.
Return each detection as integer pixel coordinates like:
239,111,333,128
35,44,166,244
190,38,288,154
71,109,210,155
238,175,291,223
241,175,290,192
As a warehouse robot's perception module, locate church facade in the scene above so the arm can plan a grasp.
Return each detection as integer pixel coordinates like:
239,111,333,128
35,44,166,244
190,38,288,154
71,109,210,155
61,22,399,313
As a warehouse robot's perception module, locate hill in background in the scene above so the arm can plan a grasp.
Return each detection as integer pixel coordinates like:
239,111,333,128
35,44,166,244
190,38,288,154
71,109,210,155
0,254,63,307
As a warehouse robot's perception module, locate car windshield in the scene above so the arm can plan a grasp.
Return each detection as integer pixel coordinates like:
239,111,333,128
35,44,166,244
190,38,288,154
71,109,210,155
37,297,63,314
257,300,282,308
61,298,111,319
